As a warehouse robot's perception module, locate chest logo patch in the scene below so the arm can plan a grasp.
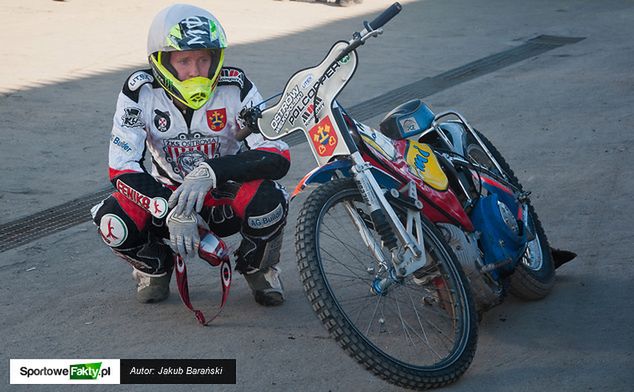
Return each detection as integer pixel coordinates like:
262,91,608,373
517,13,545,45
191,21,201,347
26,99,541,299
163,132,220,176
206,108,227,131
153,109,171,132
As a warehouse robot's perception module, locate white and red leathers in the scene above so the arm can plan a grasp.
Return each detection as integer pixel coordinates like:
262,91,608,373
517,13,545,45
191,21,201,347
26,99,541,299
92,67,291,276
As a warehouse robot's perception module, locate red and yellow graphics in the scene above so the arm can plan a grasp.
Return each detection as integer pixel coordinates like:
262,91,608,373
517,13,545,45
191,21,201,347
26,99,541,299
404,141,448,191
309,116,338,157
206,108,227,131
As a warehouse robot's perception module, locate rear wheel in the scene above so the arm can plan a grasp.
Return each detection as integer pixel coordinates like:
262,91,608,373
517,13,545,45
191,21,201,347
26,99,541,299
296,178,478,390
466,131,555,300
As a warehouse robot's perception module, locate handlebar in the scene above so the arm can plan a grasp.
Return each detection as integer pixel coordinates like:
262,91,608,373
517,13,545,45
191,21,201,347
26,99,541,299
368,2,402,30
240,2,404,132
334,2,402,63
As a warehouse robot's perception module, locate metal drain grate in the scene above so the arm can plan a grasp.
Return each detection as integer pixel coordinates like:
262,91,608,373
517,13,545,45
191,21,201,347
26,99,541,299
0,35,584,252
345,35,585,122
0,188,112,252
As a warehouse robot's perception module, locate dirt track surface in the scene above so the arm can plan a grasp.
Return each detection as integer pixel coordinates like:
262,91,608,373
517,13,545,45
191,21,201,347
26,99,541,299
1,0,633,391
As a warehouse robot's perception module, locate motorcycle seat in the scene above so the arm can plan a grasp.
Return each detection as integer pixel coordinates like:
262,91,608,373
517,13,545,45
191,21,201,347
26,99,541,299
379,99,435,140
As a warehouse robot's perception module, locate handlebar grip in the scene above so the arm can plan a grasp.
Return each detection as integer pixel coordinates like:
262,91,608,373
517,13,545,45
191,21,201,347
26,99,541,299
368,2,402,30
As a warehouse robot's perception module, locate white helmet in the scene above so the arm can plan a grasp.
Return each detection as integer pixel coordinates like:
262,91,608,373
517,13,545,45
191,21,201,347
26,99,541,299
147,4,228,109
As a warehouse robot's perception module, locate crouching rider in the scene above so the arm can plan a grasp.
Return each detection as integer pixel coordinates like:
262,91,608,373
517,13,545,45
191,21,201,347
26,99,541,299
91,4,290,306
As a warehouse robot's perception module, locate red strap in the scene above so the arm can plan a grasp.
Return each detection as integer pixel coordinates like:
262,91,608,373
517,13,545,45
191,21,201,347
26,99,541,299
174,255,232,326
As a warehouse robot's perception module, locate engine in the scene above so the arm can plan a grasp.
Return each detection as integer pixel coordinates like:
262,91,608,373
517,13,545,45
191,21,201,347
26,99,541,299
437,223,502,313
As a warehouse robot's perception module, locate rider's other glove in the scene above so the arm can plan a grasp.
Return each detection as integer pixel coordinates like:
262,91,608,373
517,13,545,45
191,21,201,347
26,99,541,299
168,162,216,216
166,209,209,257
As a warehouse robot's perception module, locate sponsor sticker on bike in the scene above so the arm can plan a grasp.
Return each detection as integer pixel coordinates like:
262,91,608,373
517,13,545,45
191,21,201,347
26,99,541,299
308,116,338,157
404,141,448,191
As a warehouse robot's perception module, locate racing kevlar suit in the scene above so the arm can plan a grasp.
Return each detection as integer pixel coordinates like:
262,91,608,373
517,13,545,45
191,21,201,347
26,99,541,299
91,67,290,282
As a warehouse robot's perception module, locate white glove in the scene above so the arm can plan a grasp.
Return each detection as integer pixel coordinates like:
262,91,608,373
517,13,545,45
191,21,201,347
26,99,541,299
166,209,209,257
168,162,217,216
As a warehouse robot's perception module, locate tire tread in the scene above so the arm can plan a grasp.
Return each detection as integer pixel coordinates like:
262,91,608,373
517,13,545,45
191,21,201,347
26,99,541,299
295,178,477,390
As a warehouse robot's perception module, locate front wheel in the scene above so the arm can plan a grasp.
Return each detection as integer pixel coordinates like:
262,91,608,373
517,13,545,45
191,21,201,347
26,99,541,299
465,131,555,300
296,178,478,390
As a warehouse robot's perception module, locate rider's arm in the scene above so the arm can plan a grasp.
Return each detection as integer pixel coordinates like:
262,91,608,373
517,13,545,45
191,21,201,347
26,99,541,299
108,72,172,217
203,68,291,184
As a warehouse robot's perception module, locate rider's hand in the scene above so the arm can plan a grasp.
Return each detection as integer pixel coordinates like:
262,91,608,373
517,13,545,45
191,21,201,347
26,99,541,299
166,209,209,257
168,162,216,216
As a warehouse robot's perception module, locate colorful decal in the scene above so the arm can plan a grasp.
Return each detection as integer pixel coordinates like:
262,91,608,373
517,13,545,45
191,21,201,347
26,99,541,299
163,133,219,176
270,85,302,133
167,16,223,50
270,57,351,134
153,109,171,132
121,107,144,128
309,116,338,157
404,141,448,191
99,214,127,247
399,116,421,134
206,108,227,131
300,97,324,127
151,198,168,219
358,125,397,161
301,74,314,89
247,203,284,229
115,180,168,218
219,68,244,88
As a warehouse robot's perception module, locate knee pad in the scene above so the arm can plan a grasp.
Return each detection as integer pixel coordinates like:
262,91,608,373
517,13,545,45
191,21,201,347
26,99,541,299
241,180,289,239
92,197,172,275
92,196,145,249
235,230,284,275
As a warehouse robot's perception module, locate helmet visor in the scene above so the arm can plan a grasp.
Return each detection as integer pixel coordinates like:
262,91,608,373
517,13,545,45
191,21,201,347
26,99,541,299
151,48,225,110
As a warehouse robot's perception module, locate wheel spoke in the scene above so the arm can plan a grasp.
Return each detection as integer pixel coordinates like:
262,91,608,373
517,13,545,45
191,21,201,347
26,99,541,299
297,178,476,379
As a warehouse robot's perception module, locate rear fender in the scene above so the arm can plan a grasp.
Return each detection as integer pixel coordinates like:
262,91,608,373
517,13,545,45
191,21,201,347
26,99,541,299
291,160,401,200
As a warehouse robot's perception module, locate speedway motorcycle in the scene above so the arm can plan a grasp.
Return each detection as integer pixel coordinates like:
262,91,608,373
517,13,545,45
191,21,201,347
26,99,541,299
240,3,571,389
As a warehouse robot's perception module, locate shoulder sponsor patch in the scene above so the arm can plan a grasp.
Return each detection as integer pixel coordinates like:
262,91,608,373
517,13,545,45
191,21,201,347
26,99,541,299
219,68,244,88
218,67,253,101
128,71,154,91
121,107,145,128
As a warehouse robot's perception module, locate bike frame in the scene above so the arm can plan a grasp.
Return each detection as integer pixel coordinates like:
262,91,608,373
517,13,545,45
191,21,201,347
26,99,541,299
257,27,429,281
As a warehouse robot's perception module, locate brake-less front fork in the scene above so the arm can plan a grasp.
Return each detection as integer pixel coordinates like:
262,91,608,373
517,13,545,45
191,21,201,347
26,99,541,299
347,151,427,294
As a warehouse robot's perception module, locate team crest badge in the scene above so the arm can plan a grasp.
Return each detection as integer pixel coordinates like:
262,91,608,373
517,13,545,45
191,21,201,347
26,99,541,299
309,116,338,157
206,108,227,131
